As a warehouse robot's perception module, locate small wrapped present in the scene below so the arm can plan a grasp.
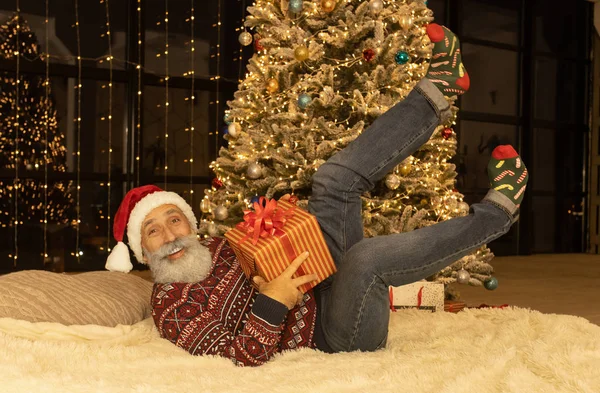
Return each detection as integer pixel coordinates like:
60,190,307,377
389,281,445,312
224,197,336,293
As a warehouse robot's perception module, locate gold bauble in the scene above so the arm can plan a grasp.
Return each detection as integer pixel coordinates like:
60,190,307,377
399,165,411,176
320,0,336,12
266,78,279,93
200,199,211,213
294,45,309,61
400,15,413,31
238,31,253,46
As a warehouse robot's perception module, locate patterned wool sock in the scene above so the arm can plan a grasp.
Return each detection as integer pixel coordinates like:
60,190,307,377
426,23,470,96
487,145,528,208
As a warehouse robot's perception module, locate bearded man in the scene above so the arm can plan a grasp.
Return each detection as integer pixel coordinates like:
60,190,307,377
106,25,528,367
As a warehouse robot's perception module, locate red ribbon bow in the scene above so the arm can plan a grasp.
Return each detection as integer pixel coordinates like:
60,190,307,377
236,197,296,245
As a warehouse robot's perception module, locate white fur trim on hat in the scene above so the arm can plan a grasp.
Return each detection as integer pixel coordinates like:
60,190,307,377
126,191,198,264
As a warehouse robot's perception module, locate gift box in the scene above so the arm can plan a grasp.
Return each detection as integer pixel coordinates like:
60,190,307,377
224,197,337,293
389,281,445,312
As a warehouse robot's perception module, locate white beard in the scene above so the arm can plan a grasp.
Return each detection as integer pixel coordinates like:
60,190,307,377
145,234,214,284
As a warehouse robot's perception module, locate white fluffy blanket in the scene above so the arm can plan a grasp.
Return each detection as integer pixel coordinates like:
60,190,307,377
1,307,599,393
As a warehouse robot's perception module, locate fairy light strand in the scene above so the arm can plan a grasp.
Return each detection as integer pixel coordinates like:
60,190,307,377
44,0,50,261
75,0,82,258
13,0,21,266
189,0,195,205
135,0,142,186
164,0,170,189
104,0,113,253
215,0,222,152
238,0,247,80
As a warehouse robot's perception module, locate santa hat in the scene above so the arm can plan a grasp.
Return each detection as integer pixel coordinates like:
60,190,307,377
105,185,198,273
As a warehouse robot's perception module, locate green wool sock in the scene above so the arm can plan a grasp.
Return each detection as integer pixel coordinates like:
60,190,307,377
487,145,528,208
425,23,470,96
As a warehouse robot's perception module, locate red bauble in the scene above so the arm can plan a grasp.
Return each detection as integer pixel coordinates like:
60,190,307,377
253,34,264,52
288,195,299,205
212,178,224,189
441,128,453,140
362,48,376,62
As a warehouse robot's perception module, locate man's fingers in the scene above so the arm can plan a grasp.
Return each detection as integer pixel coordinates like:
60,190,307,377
292,274,319,287
283,251,310,277
253,276,267,288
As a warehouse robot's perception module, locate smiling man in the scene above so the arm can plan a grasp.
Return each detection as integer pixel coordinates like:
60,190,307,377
106,24,528,368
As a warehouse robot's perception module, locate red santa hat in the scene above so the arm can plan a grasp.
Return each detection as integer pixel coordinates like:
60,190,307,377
105,185,198,273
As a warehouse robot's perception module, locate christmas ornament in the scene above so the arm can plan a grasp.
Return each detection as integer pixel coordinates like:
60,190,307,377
442,128,453,140
212,177,223,189
266,78,279,93
250,196,260,205
400,15,413,31
362,48,376,62
298,93,312,109
420,199,428,206
238,31,253,46
207,222,219,237
369,0,383,12
395,51,410,65
227,122,241,138
253,34,264,51
289,195,299,205
200,199,211,213
288,0,303,13
457,269,470,284
213,205,229,221
458,202,470,214
484,277,499,291
247,163,263,179
294,45,309,61
399,165,410,176
320,0,336,12
223,113,232,125
385,174,401,190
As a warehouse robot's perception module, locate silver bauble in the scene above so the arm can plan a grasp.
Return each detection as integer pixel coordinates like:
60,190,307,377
200,199,211,213
458,202,470,215
207,223,219,237
247,163,262,179
228,122,241,138
238,32,253,46
369,0,383,12
457,269,471,284
213,205,229,221
385,174,401,190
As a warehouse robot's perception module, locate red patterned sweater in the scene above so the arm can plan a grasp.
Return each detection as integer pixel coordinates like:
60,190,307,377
151,236,319,367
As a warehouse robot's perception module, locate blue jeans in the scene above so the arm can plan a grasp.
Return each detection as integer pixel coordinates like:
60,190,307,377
307,79,518,353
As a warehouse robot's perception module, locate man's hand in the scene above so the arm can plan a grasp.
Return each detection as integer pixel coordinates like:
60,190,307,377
253,251,318,310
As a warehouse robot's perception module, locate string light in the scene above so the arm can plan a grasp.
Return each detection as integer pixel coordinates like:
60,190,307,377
136,0,142,186
44,0,49,261
75,0,82,258
189,0,195,205
213,0,222,152
104,0,113,253
13,0,21,266
164,0,170,189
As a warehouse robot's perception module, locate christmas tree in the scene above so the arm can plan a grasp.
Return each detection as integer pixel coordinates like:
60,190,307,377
0,15,73,226
201,0,495,291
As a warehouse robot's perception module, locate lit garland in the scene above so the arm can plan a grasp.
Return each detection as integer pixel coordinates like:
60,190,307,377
44,0,49,260
135,0,142,186
103,0,114,253
75,0,82,259
164,0,170,189
188,0,195,205
13,0,21,266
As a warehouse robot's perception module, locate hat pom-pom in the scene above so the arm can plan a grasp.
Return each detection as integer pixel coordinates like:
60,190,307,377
105,241,134,273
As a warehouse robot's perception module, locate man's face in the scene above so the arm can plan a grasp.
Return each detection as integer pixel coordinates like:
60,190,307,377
140,204,213,283
141,204,191,262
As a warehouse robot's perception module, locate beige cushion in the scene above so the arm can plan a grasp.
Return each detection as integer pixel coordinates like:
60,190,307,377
0,270,153,326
